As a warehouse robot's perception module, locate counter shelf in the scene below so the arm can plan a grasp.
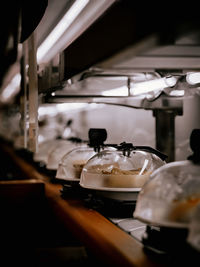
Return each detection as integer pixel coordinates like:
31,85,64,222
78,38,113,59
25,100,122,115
1,142,196,267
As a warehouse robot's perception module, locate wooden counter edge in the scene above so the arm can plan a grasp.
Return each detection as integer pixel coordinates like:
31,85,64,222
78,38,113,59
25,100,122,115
45,182,163,267
0,143,165,267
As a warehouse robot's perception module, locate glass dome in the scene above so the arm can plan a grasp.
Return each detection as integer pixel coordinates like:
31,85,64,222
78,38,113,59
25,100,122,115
134,129,200,229
80,147,165,191
56,146,97,182
33,139,62,164
56,145,117,182
55,128,118,182
46,140,83,170
134,160,200,228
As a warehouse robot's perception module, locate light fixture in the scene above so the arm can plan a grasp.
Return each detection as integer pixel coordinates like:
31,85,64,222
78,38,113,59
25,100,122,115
129,76,178,96
186,72,200,85
37,0,116,64
102,86,129,96
37,0,89,63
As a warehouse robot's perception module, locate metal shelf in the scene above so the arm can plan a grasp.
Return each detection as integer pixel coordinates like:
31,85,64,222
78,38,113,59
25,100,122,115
43,92,183,111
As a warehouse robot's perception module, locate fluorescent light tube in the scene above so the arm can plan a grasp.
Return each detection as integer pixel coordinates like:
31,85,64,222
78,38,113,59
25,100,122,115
186,72,200,85
37,0,89,63
102,86,129,96
130,76,177,96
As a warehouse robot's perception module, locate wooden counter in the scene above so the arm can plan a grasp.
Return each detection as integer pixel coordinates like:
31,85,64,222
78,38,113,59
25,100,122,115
0,144,165,267
44,182,164,267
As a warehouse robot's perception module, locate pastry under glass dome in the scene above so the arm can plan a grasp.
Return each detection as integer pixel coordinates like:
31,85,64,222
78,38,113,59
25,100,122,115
134,129,200,229
80,143,166,193
56,128,116,182
56,145,97,181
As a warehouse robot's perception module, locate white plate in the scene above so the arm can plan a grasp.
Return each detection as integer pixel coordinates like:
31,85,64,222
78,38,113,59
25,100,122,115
80,184,141,201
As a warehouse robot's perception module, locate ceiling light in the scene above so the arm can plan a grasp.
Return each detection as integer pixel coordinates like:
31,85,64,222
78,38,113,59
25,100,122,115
37,0,89,63
102,86,129,96
186,72,200,85
130,76,177,96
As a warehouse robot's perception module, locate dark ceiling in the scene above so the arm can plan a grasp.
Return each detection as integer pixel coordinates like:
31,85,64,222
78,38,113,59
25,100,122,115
62,0,200,80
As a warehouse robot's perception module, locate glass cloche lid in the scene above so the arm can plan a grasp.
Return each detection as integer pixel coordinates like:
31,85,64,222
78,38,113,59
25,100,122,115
80,142,167,191
134,129,200,229
46,138,84,170
33,138,65,164
56,128,116,182
56,145,97,181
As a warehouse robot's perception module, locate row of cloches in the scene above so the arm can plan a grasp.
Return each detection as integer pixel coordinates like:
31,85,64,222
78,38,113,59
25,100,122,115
33,128,166,198
32,127,200,256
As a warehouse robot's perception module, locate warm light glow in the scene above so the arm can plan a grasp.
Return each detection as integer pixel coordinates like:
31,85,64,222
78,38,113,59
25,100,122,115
37,0,89,63
168,90,184,96
186,72,200,85
130,76,177,96
102,86,129,96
